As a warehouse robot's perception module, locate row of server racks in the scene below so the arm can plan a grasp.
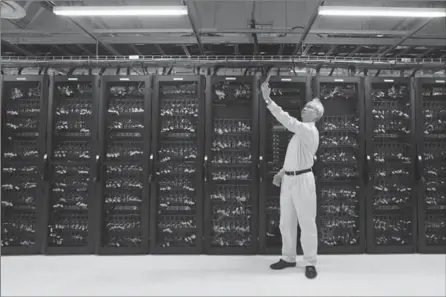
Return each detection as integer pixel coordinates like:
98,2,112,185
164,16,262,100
1,74,445,255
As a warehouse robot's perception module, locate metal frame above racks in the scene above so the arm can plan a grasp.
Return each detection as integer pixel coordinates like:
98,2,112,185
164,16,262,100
1,55,445,70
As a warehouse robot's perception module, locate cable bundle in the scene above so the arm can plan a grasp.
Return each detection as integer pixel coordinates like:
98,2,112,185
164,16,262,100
103,81,145,248
48,82,94,248
210,80,254,249
1,81,42,249
316,82,361,249
421,82,446,248
370,82,413,247
156,81,199,248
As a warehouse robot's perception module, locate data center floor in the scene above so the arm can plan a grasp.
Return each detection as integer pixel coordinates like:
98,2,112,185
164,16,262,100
1,254,445,296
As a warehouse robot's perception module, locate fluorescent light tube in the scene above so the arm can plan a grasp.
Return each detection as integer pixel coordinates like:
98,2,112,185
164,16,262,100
53,6,188,16
319,6,446,18
334,79,344,82
281,78,292,82
120,78,130,81
173,78,184,81
68,78,78,81
16,77,26,81
435,80,445,83
225,77,236,81
384,79,394,82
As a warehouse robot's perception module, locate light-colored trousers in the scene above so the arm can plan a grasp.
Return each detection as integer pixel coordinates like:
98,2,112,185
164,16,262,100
280,172,318,266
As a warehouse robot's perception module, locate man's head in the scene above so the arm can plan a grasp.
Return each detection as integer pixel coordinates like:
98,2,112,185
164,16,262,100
301,98,324,123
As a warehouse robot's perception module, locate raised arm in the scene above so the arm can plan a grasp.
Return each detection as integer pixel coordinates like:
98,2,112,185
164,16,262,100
261,76,309,134
267,101,309,134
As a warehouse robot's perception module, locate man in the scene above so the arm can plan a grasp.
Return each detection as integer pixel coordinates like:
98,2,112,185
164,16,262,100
261,73,324,279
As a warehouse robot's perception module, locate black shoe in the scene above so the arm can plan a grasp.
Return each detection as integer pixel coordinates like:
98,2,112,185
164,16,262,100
270,259,296,270
305,266,317,279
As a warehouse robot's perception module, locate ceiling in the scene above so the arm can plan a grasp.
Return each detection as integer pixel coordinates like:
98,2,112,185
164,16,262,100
1,0,446,58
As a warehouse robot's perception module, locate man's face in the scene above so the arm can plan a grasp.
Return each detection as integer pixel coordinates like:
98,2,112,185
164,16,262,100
301,103,319,123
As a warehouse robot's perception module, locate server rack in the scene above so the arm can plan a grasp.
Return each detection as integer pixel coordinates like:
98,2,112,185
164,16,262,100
258,76,312,254
41,76,98,254
1,75,49,255
96,76,151,254
365,77,417,253
314,76,366,254
204,76,259,254
415,78,446,253
150,76,205,254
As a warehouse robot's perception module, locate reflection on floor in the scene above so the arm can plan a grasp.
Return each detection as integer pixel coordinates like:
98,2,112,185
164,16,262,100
1,254,445,296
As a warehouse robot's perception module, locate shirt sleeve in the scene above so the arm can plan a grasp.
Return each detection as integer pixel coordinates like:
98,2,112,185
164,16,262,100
267,101,311,134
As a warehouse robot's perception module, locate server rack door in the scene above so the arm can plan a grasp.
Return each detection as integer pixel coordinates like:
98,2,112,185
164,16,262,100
43,76,98,254
258,76,311,254
204,76,259,254
416,78,446,253
365,77,417,253
1,75,49,255
150,76,205,254
96,76,151,255
315,76,366,254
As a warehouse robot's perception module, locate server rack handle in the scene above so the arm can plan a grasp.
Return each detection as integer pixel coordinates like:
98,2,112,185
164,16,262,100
203,155,208,183
93,155,101,183
42,154,49,181
416,154,424,182
258,156,264,183
364,155,371,185
148,154,154,183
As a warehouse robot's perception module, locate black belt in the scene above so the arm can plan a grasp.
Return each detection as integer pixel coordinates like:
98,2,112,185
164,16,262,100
284,168,312,176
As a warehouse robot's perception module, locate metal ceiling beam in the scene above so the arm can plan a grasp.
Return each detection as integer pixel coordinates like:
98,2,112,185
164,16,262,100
7,19,27,30
40,1,120,56
326,45,338,56
1,40,33,56
182,45,191,57
417,47,438,58
155,44,167,55
235,44,240,55
394,46,414,57
52,45,71,56
250,2,260,55
2,55,444,70
130,45,142,55
292,0,324,55
184,0,205,55
302,45,312,56
5,1,44,29
27,7,45,26
77,44,93,56
347,45,362,57
376,19,434,58
4,36,445,47
7,28,445,38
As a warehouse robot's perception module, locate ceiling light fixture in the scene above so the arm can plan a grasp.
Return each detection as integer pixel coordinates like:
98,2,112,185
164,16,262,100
53,6,188,16
319,6,446,18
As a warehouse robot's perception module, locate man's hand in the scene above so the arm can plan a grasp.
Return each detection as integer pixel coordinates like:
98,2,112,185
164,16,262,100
261,72,273,105
273,169,285,187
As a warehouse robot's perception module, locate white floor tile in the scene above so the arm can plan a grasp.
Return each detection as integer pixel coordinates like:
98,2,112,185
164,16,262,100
1,254,445,296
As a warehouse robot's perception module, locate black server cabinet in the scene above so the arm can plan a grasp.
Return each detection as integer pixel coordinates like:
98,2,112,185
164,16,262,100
416,78,446,253
365,77,417,253
314,77,366,254
150,76,205,254
96,76,151,254
204,76,259,254
1,76,49,255
42,76,99,254
258,76,312,254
